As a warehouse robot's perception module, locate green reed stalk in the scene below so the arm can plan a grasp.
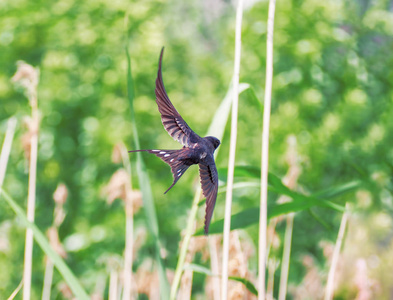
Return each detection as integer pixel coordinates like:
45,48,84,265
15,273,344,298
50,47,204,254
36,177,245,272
259,0,277,299
221,0,244,298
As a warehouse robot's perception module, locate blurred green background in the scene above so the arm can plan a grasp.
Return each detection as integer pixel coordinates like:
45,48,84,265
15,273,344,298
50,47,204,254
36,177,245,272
1,0,393,298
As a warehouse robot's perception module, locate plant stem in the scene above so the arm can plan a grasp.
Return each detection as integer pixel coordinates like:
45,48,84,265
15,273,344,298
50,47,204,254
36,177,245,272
42,259,54,300
259,0,276,298
278,136,299,300
23,95,39,300
109,270,119,300
209,236,221,300
177,264,194,300
7,279,23,300
267,257,276,299
120,142,132,177
123,143,134,300
170,187,201,300
221,0,243,298
0,189,89,299
0,117,17,188
324,202,350,300
278,213,294,300
123,208,133,300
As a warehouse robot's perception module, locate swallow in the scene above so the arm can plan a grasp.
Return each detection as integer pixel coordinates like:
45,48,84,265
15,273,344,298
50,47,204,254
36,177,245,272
129,48,220,234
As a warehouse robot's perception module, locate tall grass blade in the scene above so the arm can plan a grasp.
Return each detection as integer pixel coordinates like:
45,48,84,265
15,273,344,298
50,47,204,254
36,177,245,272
207,83,250,138
259,0,277,297
125,47,169,297
278,213,294,300
324,202,350,300
7,279,23,300
311,180,362,199
221,0,244,298
245,87,264,114
0,117,17,187
0,189,89,299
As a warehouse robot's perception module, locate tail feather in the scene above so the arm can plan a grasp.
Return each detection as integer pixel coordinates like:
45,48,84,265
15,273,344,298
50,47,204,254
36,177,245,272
129,148,191,193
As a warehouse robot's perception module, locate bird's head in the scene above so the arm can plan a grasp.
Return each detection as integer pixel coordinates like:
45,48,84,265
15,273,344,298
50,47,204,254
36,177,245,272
206,136,221,150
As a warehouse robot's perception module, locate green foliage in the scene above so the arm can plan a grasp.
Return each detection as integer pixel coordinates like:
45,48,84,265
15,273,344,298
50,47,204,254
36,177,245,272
0,189,89,299
196,167,360,235
1,0,393,298
184,264,258,296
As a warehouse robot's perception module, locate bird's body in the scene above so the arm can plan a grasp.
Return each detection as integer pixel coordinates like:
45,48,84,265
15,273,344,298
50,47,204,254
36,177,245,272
129,48,220,234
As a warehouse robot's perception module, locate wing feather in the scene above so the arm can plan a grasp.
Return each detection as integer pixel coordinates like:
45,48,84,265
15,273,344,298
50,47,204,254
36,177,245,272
155,48,200,147
198,162,219,234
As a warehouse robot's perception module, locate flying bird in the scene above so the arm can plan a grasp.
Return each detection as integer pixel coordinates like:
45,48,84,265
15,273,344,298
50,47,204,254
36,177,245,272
129,48,220,234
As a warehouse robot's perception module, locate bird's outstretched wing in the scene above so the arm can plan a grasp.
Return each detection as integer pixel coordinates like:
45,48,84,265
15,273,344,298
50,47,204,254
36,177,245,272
199,162,219,234
155,48,201,148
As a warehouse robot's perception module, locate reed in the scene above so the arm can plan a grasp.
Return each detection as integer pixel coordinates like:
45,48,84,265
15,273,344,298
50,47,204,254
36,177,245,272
258,0,277,298
221,0,244,298
324,202,350,300
11,61,40,300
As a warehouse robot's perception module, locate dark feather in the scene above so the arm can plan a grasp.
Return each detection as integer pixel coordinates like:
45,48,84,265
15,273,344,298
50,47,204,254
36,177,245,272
155,48,201,147
198,163,218,234
128,148,191,194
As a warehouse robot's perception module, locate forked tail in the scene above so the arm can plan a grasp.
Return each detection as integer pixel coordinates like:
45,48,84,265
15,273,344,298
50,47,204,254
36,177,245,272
129,148,191,193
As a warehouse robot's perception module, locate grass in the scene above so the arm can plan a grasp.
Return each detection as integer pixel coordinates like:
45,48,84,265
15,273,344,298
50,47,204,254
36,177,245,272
11,62,40,300
0,2,368,299
0,189,89,299
259,0,277,298
221,0,244,298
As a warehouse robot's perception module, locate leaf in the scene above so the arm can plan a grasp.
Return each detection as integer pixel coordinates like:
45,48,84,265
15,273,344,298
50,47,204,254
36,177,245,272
195,199,338,235
308,208,332,230
245,86,264,114
195,203,318,235
206,83,250,139
311,180,362,199
0,189,89,300
196,207,258,235
125,46,170,297
183,263,214,276
195,177,361,235
218,165,260,182
184,264,258,296
228,276,258,296
219,166,349,210
219,166,361,199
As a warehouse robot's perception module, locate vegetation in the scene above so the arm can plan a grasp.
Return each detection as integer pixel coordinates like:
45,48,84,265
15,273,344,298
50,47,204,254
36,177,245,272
1,0,392,298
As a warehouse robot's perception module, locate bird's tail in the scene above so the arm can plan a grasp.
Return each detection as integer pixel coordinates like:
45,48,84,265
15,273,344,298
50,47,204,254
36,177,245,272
128,149,191,194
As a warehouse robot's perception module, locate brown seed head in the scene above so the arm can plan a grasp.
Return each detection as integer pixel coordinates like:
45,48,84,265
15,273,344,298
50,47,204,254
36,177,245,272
53,183,68,205
104,169,129,204
11,61,40,106
111,143,123,164
47,226,67,258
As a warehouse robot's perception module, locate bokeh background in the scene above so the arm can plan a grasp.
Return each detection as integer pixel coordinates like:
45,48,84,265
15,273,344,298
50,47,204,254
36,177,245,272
1,0,393,298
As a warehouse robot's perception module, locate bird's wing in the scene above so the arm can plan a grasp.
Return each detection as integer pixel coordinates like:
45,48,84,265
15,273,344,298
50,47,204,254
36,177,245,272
155,48,201,147
199,161,219,234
